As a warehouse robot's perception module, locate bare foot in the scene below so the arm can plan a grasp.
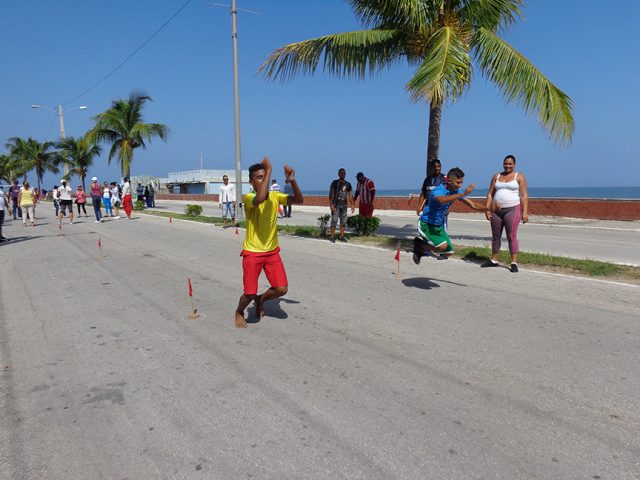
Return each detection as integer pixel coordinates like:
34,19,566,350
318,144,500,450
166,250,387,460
255,295,265,319
235,311,247,328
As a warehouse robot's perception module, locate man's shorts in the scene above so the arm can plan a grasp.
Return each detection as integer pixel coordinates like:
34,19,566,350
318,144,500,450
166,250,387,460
241,248,288,296
330,205,348,227
359,203,374,217
417,220,454,254
60,199,73,214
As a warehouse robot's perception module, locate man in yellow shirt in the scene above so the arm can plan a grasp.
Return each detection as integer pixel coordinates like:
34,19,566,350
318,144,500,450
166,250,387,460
235,156,303,328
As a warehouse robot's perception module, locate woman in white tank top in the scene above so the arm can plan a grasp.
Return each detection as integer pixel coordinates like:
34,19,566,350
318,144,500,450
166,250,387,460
483,155,529,272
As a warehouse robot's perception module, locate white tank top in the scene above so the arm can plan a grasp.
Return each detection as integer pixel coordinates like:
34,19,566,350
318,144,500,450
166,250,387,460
493,172,520,208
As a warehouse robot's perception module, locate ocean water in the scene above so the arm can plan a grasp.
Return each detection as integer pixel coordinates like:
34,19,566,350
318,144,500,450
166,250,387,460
308,186,640,199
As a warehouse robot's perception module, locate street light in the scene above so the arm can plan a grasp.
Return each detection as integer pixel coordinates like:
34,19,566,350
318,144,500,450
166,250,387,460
31,104,88,175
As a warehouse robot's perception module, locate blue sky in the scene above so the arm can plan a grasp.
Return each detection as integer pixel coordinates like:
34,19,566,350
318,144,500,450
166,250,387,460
1,0,639,191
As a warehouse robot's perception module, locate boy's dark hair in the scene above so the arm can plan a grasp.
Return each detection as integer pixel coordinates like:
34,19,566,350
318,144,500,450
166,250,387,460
504,154,516,164
248,163,263,180
447,167,465,179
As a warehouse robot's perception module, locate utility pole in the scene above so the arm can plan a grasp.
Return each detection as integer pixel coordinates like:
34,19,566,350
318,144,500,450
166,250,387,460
231,0,242,210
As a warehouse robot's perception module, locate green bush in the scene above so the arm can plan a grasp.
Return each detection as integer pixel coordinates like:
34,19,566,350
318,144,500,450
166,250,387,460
317,214,331,237
133,200,145,211
184,204,203,216
347,215,381,236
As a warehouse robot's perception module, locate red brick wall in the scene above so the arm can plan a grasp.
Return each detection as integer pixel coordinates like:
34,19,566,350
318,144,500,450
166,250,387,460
155,194,640,221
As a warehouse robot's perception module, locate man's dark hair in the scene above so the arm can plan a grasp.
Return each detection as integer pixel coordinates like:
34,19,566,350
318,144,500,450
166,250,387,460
338,168,346,174
432,159,441,166
248,163,263,180
447,167,465,180
504,154,516,164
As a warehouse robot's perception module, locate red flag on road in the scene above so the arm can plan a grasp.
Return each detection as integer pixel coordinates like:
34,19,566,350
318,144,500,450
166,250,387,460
188,277,193,297
235,227,239,236
98,238,102,248
394,246,400,262
169,217,172,224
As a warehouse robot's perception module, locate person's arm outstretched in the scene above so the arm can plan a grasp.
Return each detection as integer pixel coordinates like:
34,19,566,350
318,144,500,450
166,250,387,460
284,164,303,204
435,184,476,205
252,156,272,206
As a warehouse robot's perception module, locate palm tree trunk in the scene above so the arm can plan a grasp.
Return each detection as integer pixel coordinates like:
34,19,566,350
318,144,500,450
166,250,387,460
426,101,442,177
81,174,86,192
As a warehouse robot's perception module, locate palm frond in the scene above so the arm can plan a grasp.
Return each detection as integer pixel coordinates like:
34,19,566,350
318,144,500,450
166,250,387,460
405,26,472,104
473,27,574,144
348,0,432,29
459,0,523,31
259,29,405,81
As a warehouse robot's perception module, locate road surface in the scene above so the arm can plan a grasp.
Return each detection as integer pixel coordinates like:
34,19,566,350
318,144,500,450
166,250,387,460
1,213,639,479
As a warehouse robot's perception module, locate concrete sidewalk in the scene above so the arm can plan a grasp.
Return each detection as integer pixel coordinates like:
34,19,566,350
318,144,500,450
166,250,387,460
144,199,640,266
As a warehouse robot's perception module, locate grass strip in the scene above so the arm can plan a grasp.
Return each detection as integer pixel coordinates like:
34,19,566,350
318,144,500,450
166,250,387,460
142,210,640,283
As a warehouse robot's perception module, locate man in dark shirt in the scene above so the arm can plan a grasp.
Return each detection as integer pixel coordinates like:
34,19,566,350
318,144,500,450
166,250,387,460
9,180,22,220
328,168,354,243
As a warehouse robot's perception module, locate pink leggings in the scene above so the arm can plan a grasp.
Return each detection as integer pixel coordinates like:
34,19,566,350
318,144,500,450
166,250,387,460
491,205,521,255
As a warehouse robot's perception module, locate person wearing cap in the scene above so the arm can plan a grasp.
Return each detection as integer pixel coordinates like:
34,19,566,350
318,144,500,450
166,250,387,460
52,185,60,217
0,185,9,241
58,179,75,226
9,179,22,220
89,176,103,223
353,171,376,217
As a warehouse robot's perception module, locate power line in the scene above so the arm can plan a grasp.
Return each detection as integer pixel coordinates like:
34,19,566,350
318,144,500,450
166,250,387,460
63,0,194,107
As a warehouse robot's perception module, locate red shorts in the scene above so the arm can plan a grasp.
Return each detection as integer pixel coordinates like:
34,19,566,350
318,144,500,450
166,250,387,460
241,248,288,296
359,203,374,217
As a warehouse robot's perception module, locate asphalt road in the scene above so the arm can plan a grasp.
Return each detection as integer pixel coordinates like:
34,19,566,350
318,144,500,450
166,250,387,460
1,212,639,479
148,200,640,266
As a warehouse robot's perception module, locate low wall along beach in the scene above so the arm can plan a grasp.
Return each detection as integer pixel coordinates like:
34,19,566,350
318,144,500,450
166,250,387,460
156,194,640,221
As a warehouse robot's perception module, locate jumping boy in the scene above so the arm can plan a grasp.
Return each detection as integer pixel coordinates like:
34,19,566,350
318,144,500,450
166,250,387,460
413,167,486,264
235,156,303,328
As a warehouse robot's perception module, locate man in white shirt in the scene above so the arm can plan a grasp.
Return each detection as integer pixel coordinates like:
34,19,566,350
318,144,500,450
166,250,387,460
218,175,237,227
57,179,74,226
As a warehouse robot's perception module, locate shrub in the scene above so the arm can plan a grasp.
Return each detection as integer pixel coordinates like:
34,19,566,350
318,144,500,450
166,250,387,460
317,214,331,237
347,215,381,236
184,204,203,216
133,200,145,211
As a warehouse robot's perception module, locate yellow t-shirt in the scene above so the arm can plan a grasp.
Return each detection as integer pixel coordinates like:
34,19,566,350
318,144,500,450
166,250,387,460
20,188,35,206
242,191,289,252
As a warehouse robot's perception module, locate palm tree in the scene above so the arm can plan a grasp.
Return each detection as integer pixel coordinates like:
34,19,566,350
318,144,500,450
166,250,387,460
4,137,32,182
0,154,12,184
259,0,574,175
90,91,170,178
6,137,60,192
57,134,102,191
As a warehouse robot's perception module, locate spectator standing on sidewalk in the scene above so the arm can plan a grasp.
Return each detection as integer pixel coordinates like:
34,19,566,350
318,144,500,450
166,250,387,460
52,185,60,217
103,181,114,217
110,182,121,219
122,177,133,219
283,178,293,218
9,179,21,220
0,185,9,241
354,172,376,217
328,168,354,243
218,174,237,227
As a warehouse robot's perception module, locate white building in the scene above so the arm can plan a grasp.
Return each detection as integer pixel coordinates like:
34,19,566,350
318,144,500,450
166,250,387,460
165,169,250,195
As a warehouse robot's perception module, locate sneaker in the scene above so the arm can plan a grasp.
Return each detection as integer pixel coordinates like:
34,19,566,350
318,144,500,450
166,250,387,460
510,263,519,273
69,221,73,225
114,216,120,219
99,219,104,223
481,260,499,268
330,237,336,243
95,220,100,224
339,237,347,242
